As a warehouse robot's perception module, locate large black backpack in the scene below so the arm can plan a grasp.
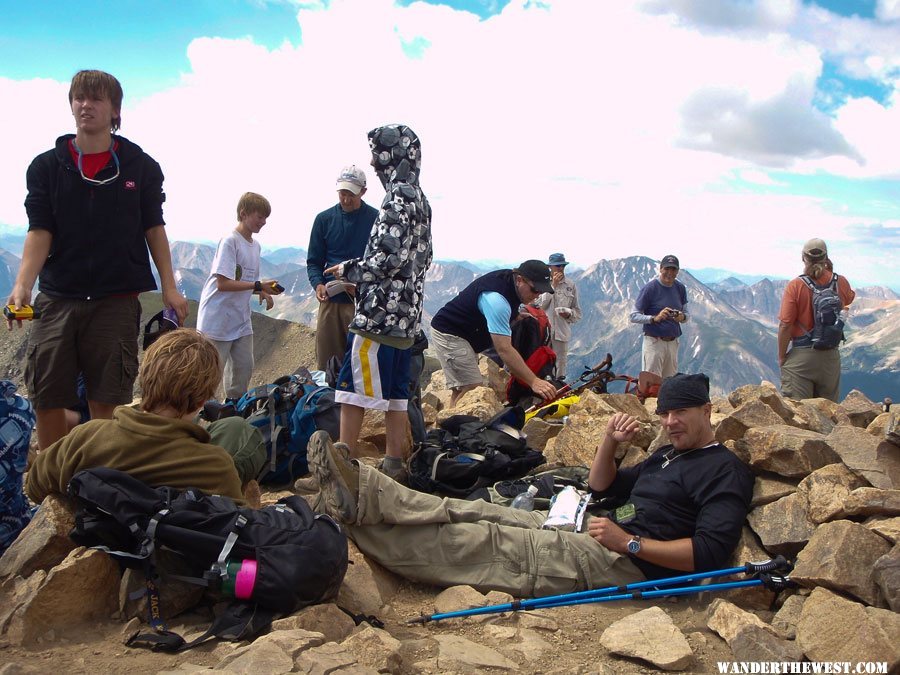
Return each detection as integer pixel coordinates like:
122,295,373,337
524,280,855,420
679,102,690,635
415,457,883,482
407,407,545,497
799,273,845,350
67,467,348,651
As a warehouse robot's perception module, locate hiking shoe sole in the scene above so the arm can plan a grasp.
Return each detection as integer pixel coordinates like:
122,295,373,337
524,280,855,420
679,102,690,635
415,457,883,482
307,430,358,524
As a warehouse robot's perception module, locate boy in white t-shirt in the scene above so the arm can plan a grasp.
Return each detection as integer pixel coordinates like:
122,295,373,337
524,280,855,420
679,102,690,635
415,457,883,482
197,192,282,400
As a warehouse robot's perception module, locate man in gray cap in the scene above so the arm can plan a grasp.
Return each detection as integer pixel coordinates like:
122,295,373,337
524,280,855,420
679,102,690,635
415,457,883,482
777,238,855,402
630,254,689,378
306,166,379,371
538,252,582,381
305,373,753,596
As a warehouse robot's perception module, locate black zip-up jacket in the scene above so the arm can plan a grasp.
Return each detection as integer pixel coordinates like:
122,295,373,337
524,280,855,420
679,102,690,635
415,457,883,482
24,134,163,299
431,270,521,353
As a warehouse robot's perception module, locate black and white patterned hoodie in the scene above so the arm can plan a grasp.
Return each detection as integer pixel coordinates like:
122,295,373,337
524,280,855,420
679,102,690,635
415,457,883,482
341,124,433,342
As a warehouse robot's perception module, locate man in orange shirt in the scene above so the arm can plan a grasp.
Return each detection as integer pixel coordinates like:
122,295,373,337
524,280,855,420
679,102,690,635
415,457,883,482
777,238,855,402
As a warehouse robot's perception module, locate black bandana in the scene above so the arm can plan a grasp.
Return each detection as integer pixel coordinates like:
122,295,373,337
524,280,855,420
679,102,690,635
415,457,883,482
656,373,710,414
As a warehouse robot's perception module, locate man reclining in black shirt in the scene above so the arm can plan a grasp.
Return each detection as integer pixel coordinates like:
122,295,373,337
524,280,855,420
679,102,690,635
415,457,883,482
308,373,754,597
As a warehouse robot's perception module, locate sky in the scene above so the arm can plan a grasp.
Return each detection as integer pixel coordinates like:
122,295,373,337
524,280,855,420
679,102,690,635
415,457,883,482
1,0,899,290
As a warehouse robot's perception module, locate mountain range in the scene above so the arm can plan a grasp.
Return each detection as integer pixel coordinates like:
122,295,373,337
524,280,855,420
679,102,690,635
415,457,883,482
0,243,895,400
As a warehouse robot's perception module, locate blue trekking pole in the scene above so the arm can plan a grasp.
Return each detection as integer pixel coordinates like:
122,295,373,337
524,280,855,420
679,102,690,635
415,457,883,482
408,557,793,624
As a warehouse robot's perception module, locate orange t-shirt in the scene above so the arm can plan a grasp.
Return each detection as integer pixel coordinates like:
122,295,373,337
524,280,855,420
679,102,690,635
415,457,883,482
778,271,855,339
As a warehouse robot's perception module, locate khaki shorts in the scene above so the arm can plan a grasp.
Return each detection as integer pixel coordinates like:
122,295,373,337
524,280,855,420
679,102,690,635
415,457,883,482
25,293,141,409
430,328,483,390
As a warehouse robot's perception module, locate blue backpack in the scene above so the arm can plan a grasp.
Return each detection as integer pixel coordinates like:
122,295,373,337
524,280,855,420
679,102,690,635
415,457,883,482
235,375,340,486
0,381,36,556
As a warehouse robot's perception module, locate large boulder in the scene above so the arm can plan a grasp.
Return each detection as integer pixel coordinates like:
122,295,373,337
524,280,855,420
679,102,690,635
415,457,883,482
791,520,892,606
715,401,786,444
771,593,806,640
435,386,503,424
542,390,655,466
872,544,900,612
521,416,563,453
747,492,816,556
842,487,900,518
340,626,403,673
750,476,797,508
865,515,900,544
797,587,900,669
270,603,355,643
826,425,893,489
600,606,693,671
840,389,880,428
728,383,796,423
6,547,120,646
784,399,836,435
876,440,900,488
738,425,840,478
0,571,46,636
796,463,868,524
873,544,900,612
0,496,77,579
706,598,777,644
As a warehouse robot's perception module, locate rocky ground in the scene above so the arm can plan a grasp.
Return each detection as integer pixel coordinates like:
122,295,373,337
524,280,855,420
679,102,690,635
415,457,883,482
1,352,898,673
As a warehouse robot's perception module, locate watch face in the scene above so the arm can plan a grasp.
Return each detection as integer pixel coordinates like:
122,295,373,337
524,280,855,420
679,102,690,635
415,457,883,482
627,539,641,554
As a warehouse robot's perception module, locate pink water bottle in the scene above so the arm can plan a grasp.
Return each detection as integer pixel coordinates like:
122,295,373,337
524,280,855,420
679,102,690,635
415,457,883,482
221,559,258,600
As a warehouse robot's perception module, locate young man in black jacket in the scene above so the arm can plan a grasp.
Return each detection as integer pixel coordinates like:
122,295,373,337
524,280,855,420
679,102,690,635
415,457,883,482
7,69,187,450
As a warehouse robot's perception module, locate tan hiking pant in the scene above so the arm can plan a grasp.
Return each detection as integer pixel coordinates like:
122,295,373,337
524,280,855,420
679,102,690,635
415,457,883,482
347,465,644,597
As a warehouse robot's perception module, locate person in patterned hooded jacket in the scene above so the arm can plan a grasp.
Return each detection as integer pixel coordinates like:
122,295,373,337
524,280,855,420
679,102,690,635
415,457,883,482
325,124,432,482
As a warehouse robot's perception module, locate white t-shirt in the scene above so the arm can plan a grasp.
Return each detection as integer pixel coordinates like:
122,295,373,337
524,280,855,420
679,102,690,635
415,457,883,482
197,231,261,341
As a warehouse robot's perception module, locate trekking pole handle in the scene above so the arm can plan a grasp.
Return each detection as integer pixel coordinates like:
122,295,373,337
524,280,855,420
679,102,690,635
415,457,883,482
744,556,792,575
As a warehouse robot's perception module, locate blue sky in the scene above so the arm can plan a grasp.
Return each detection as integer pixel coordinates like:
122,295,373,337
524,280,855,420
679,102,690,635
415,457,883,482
0,0,898,290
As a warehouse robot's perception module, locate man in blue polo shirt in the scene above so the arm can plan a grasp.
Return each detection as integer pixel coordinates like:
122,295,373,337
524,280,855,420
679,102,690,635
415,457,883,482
307,166,379,371
430,260,559,407
630,254,689,378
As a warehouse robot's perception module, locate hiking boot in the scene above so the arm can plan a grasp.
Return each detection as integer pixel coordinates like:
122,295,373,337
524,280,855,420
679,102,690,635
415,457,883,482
307,430,359,524
377,459,409,485
293,475,318,493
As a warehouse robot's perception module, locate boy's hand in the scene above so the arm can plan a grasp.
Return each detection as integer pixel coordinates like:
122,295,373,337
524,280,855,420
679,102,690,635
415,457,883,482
264,280,284,295
164,288,189,324
258,289,274,311
323,263,343,280
315,284,329,302
6,286,30,331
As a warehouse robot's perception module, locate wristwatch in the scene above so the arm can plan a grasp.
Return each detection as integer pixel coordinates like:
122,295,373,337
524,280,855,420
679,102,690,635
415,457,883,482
253,280,262,293
626,535,642,556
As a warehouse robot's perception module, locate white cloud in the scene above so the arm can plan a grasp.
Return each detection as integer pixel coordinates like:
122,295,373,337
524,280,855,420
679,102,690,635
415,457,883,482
1,0,899,289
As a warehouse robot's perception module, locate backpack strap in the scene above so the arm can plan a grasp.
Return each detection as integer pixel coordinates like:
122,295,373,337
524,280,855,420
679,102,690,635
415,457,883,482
126,601,277,653
430,452,485,481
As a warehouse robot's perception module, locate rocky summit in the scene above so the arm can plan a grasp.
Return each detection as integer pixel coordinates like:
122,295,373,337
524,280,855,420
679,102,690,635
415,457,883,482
1,359,899,673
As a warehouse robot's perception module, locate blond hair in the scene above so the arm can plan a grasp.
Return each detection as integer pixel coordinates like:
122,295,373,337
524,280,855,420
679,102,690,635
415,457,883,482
139,329,221,415
68,70,124,132
802,255,830,280
237,192,271,220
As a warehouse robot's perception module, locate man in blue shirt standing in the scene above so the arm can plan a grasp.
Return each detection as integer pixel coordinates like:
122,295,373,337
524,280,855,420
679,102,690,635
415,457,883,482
630,255,689,378
307,166,379,371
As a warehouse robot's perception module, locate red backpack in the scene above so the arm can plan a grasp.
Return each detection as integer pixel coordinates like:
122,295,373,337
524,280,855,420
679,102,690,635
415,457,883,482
506,305,558,404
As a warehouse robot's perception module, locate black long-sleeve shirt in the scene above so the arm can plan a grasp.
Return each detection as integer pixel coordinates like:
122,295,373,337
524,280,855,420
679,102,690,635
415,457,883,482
593,442,754,579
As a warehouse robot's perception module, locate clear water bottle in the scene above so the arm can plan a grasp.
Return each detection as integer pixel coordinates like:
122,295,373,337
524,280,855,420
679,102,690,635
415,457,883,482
511,485,539,511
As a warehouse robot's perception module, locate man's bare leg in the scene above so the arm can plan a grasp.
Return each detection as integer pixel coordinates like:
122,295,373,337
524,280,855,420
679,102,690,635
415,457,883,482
339,402,365,453
88,400,117,420
35,408,68,451
384,410,409,459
